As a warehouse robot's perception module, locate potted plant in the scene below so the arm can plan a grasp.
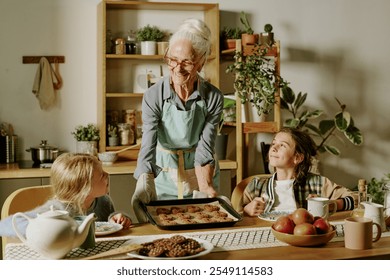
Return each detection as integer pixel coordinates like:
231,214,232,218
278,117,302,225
107,124,118,147
226,43,284,116
221,27,243,50
260,24,275,47
136,24,166,55
240,11,258,46
280,85,364,160
71,123,100,154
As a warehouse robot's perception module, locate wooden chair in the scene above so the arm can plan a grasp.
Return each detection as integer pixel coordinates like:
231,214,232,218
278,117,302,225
1,185,53,257
260,142,271,174
231,174,271,213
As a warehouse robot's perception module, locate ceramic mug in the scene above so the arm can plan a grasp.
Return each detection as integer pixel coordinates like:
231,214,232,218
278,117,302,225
307,197,337,219
344,217,382,250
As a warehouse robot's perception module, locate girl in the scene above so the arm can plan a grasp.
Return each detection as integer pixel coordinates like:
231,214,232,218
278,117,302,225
242,127,356,216
0,153,132,237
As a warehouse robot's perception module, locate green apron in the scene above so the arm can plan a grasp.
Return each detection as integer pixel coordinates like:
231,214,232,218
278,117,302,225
155,88,220,199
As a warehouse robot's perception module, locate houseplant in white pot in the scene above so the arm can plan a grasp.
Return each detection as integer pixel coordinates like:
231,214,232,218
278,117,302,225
136,25,166,55
226,41,286,119
71,123,100,155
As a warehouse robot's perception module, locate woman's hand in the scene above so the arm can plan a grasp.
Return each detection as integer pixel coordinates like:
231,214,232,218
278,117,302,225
109,213,132,229
243,197,266,216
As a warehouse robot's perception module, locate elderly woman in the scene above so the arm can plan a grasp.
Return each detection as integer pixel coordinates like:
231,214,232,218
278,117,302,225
132,19,224,221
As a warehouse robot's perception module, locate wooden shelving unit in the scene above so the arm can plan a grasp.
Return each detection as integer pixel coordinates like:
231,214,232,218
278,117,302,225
234,40,281,182
97,1,220,160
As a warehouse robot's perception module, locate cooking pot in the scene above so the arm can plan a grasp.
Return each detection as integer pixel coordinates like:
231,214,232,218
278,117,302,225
26,140,59,164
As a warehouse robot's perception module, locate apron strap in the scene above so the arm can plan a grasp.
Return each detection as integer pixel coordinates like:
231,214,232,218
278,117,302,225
157,145,196,199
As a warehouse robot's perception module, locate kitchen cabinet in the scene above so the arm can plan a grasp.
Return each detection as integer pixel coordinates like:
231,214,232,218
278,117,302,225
97,1,220,160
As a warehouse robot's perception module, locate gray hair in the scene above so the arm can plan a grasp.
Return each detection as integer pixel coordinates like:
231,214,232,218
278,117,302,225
169,18,211,60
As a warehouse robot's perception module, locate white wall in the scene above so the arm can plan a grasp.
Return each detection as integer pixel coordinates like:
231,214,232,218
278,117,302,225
1,0,389,188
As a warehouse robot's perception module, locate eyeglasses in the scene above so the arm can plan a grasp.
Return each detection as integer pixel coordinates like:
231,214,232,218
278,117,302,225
164,55,196,71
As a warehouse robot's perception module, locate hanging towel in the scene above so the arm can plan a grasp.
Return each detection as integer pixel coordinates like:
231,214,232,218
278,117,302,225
32,57,57,110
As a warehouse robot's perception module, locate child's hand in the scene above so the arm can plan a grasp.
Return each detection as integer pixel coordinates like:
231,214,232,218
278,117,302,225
244,197,266,216
109,213,132,229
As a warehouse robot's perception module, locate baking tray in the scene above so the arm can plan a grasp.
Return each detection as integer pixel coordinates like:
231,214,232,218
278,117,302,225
141,197,243,230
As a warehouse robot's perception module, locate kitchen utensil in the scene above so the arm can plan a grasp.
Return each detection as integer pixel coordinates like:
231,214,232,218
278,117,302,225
82,243,142,260
12,206,96,259
26,140,59,164
97,143,140,165
141,197,242,230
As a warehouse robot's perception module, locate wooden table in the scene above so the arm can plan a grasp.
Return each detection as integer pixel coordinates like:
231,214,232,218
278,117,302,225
4,211,390,260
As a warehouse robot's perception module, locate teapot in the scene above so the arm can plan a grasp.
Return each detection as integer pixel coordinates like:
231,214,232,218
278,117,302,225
12,206,96,259
361,201,386,232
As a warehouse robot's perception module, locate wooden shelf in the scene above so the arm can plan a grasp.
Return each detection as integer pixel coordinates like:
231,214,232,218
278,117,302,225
235,40,281,182
98,1,220,154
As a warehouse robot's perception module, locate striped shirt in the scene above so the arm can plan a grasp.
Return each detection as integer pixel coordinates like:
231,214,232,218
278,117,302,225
241,173,356,214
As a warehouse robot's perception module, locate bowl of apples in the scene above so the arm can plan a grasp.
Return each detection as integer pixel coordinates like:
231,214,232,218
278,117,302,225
271,208,336,247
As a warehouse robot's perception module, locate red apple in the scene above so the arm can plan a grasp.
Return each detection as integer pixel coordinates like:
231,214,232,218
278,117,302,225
293,223,317,235
313,217,331,234
291,208,314,225
273,215,295,234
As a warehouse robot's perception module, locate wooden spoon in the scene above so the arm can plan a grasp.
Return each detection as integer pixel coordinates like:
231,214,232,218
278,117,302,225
82,243,142,260
112,143,141,154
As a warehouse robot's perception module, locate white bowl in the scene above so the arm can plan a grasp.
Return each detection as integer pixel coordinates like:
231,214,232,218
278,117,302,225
98,152,118,165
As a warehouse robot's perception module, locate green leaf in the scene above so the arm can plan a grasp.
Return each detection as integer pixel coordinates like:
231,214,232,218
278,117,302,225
306,110,323,119
293,92,307,110
281,86,295,104
324,145,340,156
335,111,351,131
280,98,289,109
285,118,300,128
319,119,335,135
344,126,364,145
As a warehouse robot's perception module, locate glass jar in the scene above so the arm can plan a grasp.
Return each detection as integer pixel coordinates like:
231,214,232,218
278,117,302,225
117,123,134,146
123,109,137,143
115,38,125,55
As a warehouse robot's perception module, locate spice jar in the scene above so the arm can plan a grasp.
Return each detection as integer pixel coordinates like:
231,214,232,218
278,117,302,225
118,123,134,146
115,38,126,55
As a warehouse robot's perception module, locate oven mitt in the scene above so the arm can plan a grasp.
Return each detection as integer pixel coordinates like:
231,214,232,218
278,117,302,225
132,173,157,223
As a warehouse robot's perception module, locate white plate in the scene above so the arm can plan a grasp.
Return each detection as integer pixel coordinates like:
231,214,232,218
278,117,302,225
125,236,214,260
258,210,293,221
95,222,123,236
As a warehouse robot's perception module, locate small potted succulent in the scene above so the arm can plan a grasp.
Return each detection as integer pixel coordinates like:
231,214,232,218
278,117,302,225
136,25,166,55
107,124,119,147
71,123,100,154
239,11,258,46
260,24,275,47
221,27,243,50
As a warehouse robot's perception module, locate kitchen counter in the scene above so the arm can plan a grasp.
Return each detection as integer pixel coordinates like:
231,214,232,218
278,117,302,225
0,160,237,179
